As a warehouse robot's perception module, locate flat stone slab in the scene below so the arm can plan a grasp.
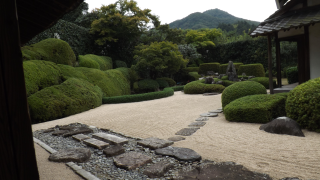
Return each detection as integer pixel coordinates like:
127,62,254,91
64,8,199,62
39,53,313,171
72,134,90,141
175,128,199,136
137,137,174,150
143,161,174,178
217,108,223,110
63,127,93,137
195,117,209,121
203,93,220,96
49,148,91,163
155,146,201,162
52,130,69,136
209,109,223,113
83,138,109,150
59,125,76,131
92,133,128,145
103,145,125,157
167,136,185,142
43,128,55,133
200,113,218,117
113,152,152,170
188,122,206,128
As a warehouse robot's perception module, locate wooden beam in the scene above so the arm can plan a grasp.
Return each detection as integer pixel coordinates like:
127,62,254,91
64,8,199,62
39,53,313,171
267,35,274,94
0,0,39,179
275,33,282,88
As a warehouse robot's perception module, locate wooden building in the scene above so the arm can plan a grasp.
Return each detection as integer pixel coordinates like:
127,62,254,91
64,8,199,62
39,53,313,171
0,0,83,179
250,0,320,93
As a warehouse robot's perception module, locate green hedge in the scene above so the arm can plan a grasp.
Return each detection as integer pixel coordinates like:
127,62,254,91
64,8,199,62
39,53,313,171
198,63,220,75
286,66,298,84
104,69,131,95
238,63,265,77
28,78,103,123
137,79,159,93
188,72,201,81
157,77,176,87
219,63,243,74
102,87,174,104
248,77,277,89
115,60,127,68
184,80,225,94
185,67,200,73
58,64,88,81
22,38,76,66
23,60,62,97
224,94,287,123
286,77,320,132
221,81,266,108
78,54,113,70
156,79,169,89
172,86,184,91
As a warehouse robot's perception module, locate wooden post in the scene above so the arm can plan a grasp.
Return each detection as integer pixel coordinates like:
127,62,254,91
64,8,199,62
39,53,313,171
267,34,274,94
0,0,39,179
275,33,282,87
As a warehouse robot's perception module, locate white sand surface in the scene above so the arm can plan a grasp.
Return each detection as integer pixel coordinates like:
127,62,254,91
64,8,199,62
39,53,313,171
32,91,320,179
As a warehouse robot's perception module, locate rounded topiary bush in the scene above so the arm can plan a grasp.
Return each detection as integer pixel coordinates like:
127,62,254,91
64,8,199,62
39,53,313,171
198,63,220,75
184,80,225,94
58,64,88,81
188,72,201,81
286,77,320,132
248,77,277,89
78,54,113,70
238,63,265,77
221,81,266,108
156,79,169,89
224,94,287,123
28,78,103,123
138,79,159,93
157,77,176,87
115,60,127,68
21,38,76,66
286,66,298,84
185,67,199,73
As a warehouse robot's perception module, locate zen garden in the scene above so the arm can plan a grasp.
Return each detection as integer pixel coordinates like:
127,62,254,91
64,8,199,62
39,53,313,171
17,0,320,180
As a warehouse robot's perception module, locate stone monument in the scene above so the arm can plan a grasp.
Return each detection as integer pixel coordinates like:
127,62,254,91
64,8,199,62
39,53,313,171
226,61,238,81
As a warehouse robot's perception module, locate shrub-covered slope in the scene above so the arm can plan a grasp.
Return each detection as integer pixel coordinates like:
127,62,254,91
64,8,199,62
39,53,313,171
78,54,113,70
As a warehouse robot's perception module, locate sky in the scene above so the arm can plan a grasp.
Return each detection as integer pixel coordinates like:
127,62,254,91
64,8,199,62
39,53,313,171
85,0,278,24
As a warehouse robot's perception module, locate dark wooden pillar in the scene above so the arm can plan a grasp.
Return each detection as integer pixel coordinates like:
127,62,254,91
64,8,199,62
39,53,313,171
267,34,274,94
0,0,39,179
304,26,310,82
275,33,282,87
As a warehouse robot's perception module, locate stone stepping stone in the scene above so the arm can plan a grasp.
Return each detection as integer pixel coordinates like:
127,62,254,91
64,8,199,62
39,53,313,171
200,113,218,117
209,109,223,113
175,128,199,136
203,93,220,96
155,146,201,162
72,134,90,141
49,148,91,163
143,161,174,178
217,107,223,110
195,117,209,121
62,127,93,137
52,130,69,136
167,136,185,142
113,152,152,170
83,138,109,150
103,145,125,157
188,122,206,128
137,137,174,150
92,133,128,145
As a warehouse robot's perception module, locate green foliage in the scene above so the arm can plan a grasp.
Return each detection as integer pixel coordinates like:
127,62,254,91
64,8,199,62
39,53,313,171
185,67,200,73
23,60,62,97
22,38,76,66
185,29,221,48
102,87,174,104
188,72,201,81
286,66,298,84
78,54,113,70
157,77,176,87
184,80,225,94
248,77,277,89
105,69,131,95
115,60,128,68
224,94,286,123
156,79,169,89
219,63,243,74
28,78,103,123
62,2,89,23
171,86,184,91
178,44,202,65
221,80,236,87
58,64,89,81
134,41,188,79
238,64,265,77
137,79,159,93
221,81,266,108
198,63,220,75
274,92,290,99
286,78,320,132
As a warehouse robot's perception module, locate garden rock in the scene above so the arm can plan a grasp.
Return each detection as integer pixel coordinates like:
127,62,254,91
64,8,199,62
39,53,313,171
83,138,109,149
175,128,199,136
43,128,55,133
204,77,214,84
226,61,238,81
72,134,90,141
92,133,128,145
137,137,174,150
49,148,91,163
62,127,93,137
103,145,125,157
113,152,152,170
168,136,185,142
200,113,218,117
209,109,223,113
259,117,305,137
203,93,219,96
188,122,206,128
143,161,174,178
155,146,201,162
52,130,69,136
196,117,209,121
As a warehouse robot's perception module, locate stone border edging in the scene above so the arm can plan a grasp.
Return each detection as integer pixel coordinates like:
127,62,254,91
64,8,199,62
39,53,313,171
33,137,100,180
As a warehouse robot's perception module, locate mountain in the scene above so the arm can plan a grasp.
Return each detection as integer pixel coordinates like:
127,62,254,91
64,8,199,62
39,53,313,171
169,9,260,30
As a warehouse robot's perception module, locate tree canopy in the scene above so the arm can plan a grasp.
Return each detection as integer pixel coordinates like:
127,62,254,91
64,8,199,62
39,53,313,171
185,29,222,48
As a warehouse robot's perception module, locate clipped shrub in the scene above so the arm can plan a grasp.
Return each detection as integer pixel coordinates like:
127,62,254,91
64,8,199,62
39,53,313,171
23,60,62,97
224,94,287,123
115,60,127,68
185,67,200,73
138,79,160,93
156,79,169,89
22,38,76,66
219,63,243,74
28,78,103,123
58,64,88,81
286,66,298,84
157,77,176,87
172,86,184,91
274,92,290,99
248,77,277,89
286,77,320,132
103,87,174,104
221,76,228,80
238,63,265,77
78,54,113,70
221,80,236,87
198,63,220,75
221,81,266,108
188,72,201,81
184,80,225,94
104,69,131,95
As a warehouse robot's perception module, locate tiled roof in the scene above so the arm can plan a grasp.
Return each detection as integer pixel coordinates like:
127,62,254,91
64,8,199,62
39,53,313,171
250,4,320,36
